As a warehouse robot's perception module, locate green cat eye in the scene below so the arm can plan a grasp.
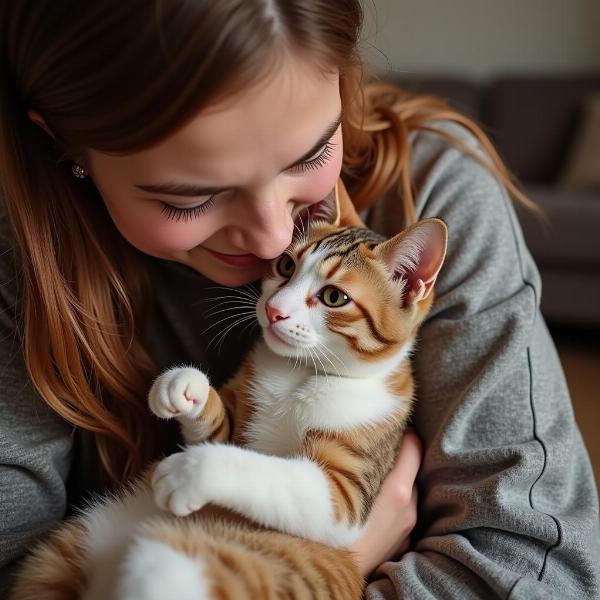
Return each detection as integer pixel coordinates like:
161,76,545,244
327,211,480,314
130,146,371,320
276,254,296,278
319,286,351,307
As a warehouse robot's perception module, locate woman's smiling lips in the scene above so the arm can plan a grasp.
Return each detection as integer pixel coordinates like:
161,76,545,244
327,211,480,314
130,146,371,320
204,247,264,268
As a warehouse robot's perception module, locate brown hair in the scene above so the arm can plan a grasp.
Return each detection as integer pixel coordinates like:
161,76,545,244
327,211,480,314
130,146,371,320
0,0,530,484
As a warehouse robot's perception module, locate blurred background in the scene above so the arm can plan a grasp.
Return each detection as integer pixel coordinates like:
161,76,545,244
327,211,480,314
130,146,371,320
360,0,600,490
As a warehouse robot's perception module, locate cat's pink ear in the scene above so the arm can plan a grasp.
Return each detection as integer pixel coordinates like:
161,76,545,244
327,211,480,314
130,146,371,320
376,219,448,306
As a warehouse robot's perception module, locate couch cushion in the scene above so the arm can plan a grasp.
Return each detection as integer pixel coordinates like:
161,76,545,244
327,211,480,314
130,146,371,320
389,76,481,120
559,93,600,191
517,185,600,266
485,76,600,183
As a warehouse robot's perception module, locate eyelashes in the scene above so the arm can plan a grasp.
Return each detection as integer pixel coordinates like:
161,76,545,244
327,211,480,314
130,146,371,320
290,141,336,174
160,198,216,222
160,140,336,221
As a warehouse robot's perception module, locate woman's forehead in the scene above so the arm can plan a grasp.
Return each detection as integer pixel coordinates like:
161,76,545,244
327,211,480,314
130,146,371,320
95,58,341,182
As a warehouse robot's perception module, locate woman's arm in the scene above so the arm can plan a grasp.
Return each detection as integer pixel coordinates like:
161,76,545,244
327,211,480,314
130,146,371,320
364,123,600,599
0,222,74,596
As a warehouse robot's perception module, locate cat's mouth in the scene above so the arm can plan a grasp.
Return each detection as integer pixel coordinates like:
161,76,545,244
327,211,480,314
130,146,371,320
266,326,295,347
265,325,311,351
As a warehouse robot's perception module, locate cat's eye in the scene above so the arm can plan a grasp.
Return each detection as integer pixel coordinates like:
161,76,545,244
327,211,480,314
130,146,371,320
276,254,296,278
319,286,351,307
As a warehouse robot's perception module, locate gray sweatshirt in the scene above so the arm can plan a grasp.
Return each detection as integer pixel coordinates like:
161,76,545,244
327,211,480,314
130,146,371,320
1,122,598,598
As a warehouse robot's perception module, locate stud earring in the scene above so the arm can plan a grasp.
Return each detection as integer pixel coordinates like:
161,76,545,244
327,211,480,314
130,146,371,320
71,163,88,179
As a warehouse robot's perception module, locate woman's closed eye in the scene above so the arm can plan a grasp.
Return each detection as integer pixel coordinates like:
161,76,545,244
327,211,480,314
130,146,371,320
159,138,337,222
160,196,216,222
288,141,336,174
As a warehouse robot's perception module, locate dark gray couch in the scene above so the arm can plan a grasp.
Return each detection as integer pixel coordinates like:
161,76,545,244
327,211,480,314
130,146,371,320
391,74,600,327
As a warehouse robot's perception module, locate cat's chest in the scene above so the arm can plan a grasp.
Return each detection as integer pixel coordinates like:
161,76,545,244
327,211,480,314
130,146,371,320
241,342,398,457
243,352,310,456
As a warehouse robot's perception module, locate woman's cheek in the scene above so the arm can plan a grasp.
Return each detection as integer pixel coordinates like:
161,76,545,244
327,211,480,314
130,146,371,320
148,221,209,253
106,198,211,256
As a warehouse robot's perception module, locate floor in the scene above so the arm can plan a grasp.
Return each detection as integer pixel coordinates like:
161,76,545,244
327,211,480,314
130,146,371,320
550,326,600,495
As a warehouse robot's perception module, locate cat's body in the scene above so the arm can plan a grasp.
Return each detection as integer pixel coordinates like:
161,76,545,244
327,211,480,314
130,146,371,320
11,194,447,600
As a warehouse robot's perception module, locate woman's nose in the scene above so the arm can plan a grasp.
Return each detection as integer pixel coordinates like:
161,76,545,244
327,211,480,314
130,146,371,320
235,190,294,259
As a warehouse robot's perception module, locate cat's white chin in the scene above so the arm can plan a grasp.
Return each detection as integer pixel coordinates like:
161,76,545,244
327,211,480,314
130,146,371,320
263,326,310,356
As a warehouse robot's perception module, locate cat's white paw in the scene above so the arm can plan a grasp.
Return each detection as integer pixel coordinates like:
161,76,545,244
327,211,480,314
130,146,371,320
148,367,210,420
152,449,209,517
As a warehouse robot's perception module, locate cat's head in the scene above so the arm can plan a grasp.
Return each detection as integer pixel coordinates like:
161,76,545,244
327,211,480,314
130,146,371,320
256,191,447,376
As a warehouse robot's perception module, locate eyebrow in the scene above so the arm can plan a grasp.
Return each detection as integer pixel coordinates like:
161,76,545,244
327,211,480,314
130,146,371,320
134,112,343,198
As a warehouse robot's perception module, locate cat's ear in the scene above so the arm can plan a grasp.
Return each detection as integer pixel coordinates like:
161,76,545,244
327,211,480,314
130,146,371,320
308,185,341,226
375,218,448,306
336,178,365,227
292,185,340,242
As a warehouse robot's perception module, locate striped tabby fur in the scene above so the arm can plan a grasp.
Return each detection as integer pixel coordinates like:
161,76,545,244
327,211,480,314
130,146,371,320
11,194,447,600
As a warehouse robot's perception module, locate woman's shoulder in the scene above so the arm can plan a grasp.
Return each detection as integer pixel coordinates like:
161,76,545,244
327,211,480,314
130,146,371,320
370,119,514,229
368,118,541,306
409,119,503,211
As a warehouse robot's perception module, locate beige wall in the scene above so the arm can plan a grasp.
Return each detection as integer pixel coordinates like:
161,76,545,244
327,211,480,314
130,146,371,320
362,0,600,78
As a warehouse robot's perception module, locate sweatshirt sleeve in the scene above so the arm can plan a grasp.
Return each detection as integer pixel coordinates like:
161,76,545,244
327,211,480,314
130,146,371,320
365,124,600,599
0,219,73,596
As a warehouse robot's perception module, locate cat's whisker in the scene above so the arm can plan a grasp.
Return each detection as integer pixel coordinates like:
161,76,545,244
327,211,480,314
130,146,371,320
215,318,254,353
312,348,330,389
201,310,257,336
306,347,320,391
203,307,257,322
203,284,260,295
288,348,302,372
199,286,261,304
195,296,259,311
318,344,348,377
296,348,305,371
293,220,304,243
207,314,257,352
314,344,341,379
202,306,256,325
298,213,308,245
198,295,259,305
203,303,258,319
239,318,260,338
198,290,260,306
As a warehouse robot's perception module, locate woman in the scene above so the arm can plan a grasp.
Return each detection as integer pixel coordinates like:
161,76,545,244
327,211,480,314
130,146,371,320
0,1,598,598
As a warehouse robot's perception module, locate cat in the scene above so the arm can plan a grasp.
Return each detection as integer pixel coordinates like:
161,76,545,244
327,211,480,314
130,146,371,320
10,190,447,600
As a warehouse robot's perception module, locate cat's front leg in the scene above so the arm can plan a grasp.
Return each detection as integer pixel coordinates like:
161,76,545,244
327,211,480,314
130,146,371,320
151,444,364,547
148,366,230,444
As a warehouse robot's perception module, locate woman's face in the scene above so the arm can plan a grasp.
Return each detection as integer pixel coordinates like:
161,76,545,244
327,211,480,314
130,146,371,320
85,56,343,287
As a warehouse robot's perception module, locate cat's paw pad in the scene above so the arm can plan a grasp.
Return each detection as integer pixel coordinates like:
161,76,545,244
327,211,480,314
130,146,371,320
148,367,210,420
152,450,208,517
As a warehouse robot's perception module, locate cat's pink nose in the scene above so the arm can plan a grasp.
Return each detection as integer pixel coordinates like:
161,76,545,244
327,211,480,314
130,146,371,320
266,303,288,324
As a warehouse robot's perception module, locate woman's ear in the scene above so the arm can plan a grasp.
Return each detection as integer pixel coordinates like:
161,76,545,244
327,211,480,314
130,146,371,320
28,110,56,140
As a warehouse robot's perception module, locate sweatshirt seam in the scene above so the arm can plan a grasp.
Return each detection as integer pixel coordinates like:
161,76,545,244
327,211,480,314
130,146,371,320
497,184,562,586
526,347,563,583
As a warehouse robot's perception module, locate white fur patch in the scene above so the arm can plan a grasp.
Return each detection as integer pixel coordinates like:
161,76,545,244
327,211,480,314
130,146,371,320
115,539,211,600
80,486,163,600
242,341,409,457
